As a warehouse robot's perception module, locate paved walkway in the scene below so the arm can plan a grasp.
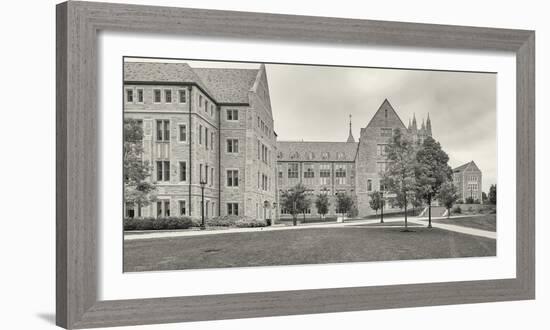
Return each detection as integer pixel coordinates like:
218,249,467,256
124,214,496,241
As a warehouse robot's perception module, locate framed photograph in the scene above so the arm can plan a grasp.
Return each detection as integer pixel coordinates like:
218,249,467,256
56,1,535,328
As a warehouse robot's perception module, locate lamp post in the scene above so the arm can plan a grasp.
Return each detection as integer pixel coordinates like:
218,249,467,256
199,179,206,230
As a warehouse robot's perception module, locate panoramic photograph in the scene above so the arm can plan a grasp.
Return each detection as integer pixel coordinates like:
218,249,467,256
122,57,497,272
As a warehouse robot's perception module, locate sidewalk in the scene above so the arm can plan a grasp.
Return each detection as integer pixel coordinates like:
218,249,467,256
124,214,496,241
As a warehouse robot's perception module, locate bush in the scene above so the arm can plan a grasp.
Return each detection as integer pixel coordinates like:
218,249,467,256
235,218,267,228
453,205,462,214
124,217,194,231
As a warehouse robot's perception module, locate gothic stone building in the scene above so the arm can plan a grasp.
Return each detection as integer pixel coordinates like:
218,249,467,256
124,62,277,220
452,161,483,203
124,61,453,220
277,99,433,217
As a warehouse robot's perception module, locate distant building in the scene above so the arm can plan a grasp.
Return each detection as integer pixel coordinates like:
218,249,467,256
452,161,483,203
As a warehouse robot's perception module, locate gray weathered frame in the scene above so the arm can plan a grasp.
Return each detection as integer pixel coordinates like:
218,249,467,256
56,1,535,328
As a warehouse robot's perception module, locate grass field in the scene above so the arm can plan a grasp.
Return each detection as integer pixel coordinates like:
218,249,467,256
124,226,496,272
426,214,496,232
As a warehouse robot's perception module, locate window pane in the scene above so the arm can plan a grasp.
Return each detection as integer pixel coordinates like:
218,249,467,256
179,125,186,142
156,161,162,181
156,121,162,141
137,89,143,102
179,90,186,103
165,89,172,103
126,90,133,102
164,201,170,217
154,89,161,102
164,161,170,181
164,121,170,141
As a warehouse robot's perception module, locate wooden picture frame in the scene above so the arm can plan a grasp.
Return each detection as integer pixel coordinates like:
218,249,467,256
56,1,535,328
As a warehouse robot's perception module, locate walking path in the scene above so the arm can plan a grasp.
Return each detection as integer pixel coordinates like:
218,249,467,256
124,214,496,241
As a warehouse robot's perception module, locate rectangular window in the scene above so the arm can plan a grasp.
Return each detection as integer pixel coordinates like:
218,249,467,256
178,89,186,103
367,179,372,191
211,132,215,150
288,163,299,178
380,128,392,137
227,203,239,216
179,200,186,216
164,200,170,217
137,89,143,103
156,161,170,182
179,161,186,182
126,89,133,103
199,94,203,107
199,125,203,145
157,201,162,217
210,168,214,186
205,165,209,184
377,162,388,173
227,139,239,153
227,170,239,187
156,120,170,141
335,165,346,185
278,171,283,178
226,109,239,121
164,89,172,103
178,124,187,142
304,168,315,178
125,202,135,218
153,89,161,103
199,164,203,182
205,100,209,113
377,144,387,156
205,127,209,149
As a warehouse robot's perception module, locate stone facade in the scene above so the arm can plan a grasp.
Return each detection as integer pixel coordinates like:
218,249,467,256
452,161,483,203
124,62,276,220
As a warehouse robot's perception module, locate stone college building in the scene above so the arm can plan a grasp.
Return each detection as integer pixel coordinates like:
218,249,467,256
123,62,481,220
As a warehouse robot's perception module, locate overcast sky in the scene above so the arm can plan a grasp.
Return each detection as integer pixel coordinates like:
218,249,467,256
128,58,496,192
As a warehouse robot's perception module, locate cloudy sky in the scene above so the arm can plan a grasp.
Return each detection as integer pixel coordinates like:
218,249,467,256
128,58,496,192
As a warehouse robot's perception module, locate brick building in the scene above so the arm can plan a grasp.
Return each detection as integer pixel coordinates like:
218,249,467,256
452,161,483,203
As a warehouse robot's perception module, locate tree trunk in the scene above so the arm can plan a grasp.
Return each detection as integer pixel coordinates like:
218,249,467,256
427,195,432,228
404,194,408,230
447,208,451,219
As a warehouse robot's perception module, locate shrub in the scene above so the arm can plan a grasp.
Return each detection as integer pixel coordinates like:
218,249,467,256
124,217,194,231
235,218,267,228
453,205,462,214
206,215,239,227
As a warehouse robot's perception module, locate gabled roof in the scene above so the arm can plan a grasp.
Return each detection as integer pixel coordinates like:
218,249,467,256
366,99,407,129
194,68,259,104
453,161,480,173
276,141,358,162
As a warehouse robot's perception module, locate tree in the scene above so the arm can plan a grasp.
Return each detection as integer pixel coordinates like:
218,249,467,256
124,119,156,217
382,128,418,231
336,192,354,218
437,181,459,218
482,192,488,204
488,184,497,205
415,136,452,227
281,183,307,226
315,194,330,219
369,191,383,215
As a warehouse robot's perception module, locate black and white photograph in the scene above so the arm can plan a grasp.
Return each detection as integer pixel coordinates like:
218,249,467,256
122,58,497,272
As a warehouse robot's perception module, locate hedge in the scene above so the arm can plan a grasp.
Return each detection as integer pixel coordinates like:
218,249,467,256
124,217,194,231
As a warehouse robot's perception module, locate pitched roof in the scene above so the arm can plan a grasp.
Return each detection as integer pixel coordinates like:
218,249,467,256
194,68,259,104
276,141,358,162
124,62,260,104
453,161,480,173
123,62,213,94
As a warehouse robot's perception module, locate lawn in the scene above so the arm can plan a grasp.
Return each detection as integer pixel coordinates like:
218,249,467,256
427,214,496,232
124,226,496,272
